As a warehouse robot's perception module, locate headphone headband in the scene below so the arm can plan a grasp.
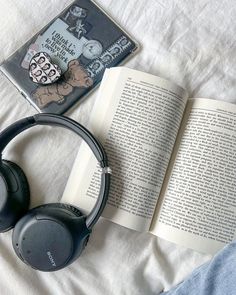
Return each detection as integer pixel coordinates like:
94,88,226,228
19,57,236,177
0,114,111,229
0,114,108,166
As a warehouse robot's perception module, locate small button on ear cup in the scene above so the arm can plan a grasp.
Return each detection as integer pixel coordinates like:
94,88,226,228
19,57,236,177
58,203,84,217
0,160,30,232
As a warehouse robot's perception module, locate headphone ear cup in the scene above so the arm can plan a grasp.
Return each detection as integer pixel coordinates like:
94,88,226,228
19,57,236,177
0,160,30,232
12,203,90,271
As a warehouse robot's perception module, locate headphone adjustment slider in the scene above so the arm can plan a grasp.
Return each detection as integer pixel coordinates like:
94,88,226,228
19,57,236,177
101,167,112,174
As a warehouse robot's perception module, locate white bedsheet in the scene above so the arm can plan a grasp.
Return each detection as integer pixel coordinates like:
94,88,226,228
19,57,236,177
0,0,234,294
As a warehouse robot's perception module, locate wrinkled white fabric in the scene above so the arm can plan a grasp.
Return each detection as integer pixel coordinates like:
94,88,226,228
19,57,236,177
0,0,235,294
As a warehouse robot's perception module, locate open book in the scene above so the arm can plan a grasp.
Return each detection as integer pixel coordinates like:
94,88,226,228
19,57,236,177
62,67,236,255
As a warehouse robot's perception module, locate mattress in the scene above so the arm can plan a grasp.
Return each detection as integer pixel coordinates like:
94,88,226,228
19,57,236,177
0,0,234,294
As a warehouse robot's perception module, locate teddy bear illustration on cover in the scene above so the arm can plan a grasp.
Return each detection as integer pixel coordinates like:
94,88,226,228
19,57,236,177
32,60,93,109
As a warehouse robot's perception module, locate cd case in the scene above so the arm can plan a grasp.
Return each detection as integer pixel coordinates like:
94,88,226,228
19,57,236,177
0,0,138,114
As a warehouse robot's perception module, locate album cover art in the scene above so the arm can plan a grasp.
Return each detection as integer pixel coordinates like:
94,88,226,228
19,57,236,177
0,0,138,114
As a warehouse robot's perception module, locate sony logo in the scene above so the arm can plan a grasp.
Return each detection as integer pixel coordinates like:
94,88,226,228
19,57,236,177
47,251,56,267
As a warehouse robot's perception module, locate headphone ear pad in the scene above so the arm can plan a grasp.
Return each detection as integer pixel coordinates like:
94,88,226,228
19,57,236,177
37,203,84,217
0,160,30,232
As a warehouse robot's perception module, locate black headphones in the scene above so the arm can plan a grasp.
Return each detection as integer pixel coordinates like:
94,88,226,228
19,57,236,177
0,113,111,272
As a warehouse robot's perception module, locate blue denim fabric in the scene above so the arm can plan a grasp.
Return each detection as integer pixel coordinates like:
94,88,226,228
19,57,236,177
161,241,236,295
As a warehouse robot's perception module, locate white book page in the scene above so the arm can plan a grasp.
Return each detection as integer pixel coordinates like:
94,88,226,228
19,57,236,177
62,67,187,232
151,98,236,254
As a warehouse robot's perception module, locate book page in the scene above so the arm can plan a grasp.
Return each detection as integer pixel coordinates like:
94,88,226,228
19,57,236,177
62,67,188,232
151,98,236,254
